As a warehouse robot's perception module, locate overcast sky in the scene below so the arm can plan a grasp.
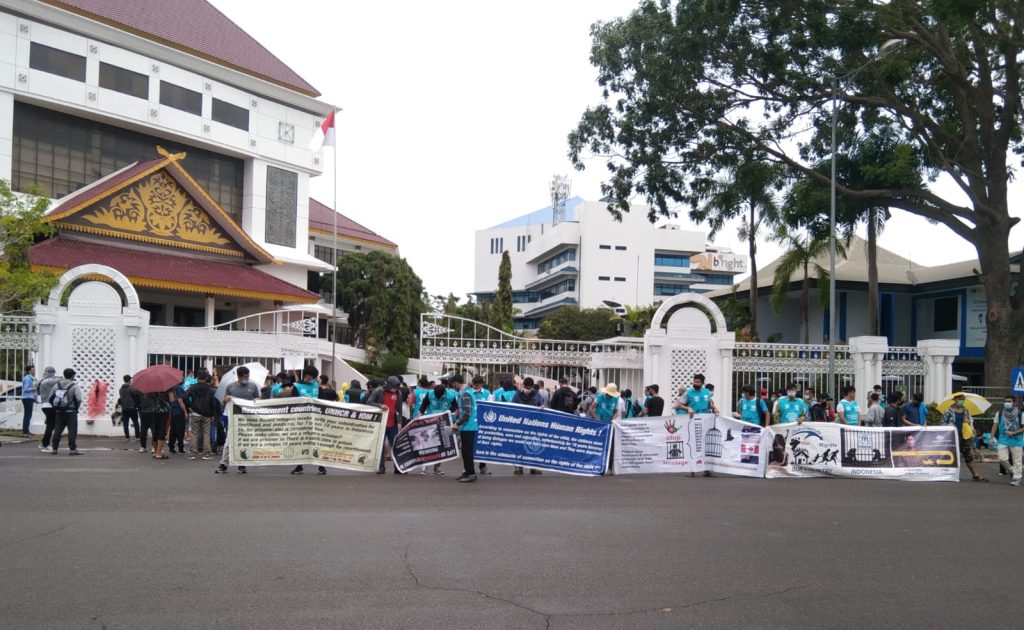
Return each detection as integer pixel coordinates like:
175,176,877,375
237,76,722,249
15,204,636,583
212,0,1022,299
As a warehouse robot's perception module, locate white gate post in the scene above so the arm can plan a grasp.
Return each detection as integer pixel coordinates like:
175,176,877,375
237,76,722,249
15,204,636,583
849,336,889,399
917,339,961,404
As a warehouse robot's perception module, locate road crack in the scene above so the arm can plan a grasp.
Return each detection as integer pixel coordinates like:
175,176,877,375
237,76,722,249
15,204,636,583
0,521,74,551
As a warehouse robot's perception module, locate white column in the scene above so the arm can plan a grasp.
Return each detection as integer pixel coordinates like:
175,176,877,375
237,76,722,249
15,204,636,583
205,296,215,328
849,336,889,399
717,335,736,416
917,339,961,404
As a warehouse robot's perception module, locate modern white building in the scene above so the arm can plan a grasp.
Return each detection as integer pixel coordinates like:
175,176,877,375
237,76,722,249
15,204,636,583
473,197,747,330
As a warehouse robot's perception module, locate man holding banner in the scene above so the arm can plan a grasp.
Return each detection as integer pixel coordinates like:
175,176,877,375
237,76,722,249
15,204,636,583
454,375,489,483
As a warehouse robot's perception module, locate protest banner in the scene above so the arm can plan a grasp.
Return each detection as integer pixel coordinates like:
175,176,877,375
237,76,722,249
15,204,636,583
475,402,612,476
391,411,460,473
613,414,768,477
765,422,960,481
228,397,386,472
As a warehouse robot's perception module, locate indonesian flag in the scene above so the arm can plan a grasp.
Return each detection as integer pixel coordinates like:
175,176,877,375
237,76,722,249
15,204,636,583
308,110,336,151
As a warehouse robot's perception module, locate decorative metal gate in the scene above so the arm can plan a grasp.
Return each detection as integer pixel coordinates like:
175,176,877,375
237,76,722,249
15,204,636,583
0,313,38,426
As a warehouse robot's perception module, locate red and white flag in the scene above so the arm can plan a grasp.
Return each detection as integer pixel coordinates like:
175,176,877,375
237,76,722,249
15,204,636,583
308,110,336,151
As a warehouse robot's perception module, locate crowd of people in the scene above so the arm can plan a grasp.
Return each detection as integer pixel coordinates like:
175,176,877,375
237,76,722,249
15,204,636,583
16,364,1022,486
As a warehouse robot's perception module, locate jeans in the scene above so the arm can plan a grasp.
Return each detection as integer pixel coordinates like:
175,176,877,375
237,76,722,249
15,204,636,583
22,398,34,434
40,407,56,448
169,413,186,451
998,444,1023,481
190,414,213,455
460,430,476,476
122,408,140,439
51,410,78,451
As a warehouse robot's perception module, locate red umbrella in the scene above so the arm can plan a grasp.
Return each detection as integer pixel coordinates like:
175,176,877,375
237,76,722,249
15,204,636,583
132,365,184,394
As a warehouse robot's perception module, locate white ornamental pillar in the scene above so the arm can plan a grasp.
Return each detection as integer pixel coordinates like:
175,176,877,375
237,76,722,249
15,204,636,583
849,336,889,400
205,296,216,328
917,339,961,404
717,335,736,416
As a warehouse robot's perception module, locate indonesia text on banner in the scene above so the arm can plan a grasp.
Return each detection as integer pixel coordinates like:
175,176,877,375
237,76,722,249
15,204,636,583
765,422,960,481
613,414,768,478
392,411,460,473
475,402,612,476
228,398,386,472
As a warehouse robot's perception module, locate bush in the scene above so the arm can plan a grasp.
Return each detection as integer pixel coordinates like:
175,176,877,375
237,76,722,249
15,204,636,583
379,354,408,376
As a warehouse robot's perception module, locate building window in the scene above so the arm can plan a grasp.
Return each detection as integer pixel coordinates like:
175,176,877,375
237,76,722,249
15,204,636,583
313,244,337,265
265,166,298,247
29,42,86,81
537,248,576,274
212,98,249,131
933,296,958,332
516,234,532,252
698,274,733,286
615,245,627,251
599,276,610,281
539,280,575,300
599,244,611,250
614,277,626,282
160,81,203,115
11,102,244,221
654,283,688,296
655,252,690,267
99,62,148,99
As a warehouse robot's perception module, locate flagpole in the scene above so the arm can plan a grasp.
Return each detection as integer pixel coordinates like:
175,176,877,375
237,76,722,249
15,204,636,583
330,110,338,389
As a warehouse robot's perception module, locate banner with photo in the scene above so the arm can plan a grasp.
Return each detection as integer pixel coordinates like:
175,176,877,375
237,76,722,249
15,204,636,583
228,398,386,472
613,414,768,478
475,402,612,476
391,411,460,473
765,422,960,481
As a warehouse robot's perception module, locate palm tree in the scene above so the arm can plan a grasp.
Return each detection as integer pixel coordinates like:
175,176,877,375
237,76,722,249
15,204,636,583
690,155,783,340
769,232,846,344
845,206,890,336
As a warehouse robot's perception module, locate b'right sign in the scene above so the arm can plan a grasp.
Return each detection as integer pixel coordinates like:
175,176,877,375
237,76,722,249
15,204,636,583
1013,368,1024,395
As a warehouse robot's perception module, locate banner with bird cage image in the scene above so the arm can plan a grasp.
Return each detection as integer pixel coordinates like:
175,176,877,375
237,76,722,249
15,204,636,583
765,423,960,481
612,414,769,478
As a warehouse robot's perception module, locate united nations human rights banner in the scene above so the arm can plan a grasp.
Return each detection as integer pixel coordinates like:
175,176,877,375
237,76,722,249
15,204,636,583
475,402,612,476
765,422,960,481
613,414,768,478
391,411,460,473
228,398,386,472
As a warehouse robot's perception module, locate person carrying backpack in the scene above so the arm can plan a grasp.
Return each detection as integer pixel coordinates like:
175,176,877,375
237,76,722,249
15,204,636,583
49,368,83,455
549,378,578,414
36,367,61,451
184,372,221,460
512,377,544,475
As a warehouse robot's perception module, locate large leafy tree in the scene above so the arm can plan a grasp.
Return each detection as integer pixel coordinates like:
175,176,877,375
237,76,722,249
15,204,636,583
538,306,618,341
689,154,783,340
0,181,55,311
769,233,845,344
331,251,426,361
570,0,1024,385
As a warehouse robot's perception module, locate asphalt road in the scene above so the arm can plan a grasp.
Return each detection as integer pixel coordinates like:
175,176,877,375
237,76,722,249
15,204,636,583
0,435,1020,630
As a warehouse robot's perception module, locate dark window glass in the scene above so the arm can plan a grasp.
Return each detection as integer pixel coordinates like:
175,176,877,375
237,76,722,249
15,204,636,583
160,81,202,115
654,283,688,296
313,244,337,265
933,296,958,332
212,98,249,131
698,274,733,286
537,248,576,273
614,277,626,282
29,42,86,81
265,166,298,247
12,102,244,221
99,62,148,99
599,244,611,250
655,253,690,267
173,306,205,327
615,245,627,251
598,276,610,281
539,280,575,300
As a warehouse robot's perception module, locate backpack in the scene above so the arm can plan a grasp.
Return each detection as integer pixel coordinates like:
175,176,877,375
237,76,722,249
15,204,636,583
631,400,643,418
50,380,76,410
187,384,220,417
556,387,578,413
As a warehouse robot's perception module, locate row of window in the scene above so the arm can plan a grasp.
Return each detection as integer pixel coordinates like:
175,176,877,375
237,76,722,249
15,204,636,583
537,248,576,274
515,234,532,252
698,274,734,286
489,237,504,255
598,276,627,282
598,244,628,251
29,42,250,131
654,253,690,267
539,280,575,301
654,283,689,297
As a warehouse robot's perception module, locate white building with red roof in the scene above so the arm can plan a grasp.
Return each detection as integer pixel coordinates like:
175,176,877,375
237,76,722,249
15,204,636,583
0,1,396,430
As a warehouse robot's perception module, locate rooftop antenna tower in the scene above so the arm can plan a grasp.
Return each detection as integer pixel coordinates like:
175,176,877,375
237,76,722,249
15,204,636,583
550,175,571,225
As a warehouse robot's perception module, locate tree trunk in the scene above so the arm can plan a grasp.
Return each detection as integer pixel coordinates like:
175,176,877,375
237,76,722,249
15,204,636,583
975,208,1024,388
748,201,758,340
867,208,879,336
801,259,810,345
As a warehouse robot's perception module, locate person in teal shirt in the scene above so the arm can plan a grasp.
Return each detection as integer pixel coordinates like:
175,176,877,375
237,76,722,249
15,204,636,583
675,374,718,416
734,385,769,426
293,366,320,399
590,384,621,422
455,375,490,482
621,389,636,419
993,395,1023,486
493,379,517,403
776,385,808,424
409,377,432,420
836,386,860,426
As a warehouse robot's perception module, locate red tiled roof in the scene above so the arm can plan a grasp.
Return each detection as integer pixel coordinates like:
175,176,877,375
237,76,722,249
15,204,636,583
44,0,319,96
308,198,397,249
30,238,319,303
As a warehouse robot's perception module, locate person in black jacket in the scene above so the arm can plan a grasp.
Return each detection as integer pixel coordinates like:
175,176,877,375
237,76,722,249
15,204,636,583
118,375,142,440
183,372,220,460
512,377,544,475
549,378,578,414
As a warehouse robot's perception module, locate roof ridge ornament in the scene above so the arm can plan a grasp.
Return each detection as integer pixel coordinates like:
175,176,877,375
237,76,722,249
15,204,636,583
156,146,187,162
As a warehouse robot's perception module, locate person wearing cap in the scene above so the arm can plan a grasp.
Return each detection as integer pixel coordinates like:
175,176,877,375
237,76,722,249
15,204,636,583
49,368,83,455
590,383,621,423
36,367,61,451
942,393,987,482
415,377,458,475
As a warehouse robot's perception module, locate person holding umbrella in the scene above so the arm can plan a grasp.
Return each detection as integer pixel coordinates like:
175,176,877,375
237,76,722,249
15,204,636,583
941,392,988,482
132,365,186,460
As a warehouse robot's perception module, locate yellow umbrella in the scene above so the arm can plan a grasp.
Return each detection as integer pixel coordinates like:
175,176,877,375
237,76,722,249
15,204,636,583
936,392,992,416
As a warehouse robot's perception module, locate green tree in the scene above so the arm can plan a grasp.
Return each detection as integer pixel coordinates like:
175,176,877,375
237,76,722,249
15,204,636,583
331,251,426,361
769,232,845,344
0,181,55,311
490,250,514,332
615,304,658,337
689,154,783,340
569,0,1024,386
538,306,617,341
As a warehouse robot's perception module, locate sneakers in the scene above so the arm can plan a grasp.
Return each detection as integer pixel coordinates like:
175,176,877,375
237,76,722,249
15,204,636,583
38,444,48,452
478,464,491,475
529,469,543,475
51,449,58,455
317,467,327,475
513,466,524,475
168,448,176,454
420,468,428,475
201,454,211,460
1012,479,1021,487
238,466,247,474
458,474,478,483
215,464,228,474
291,466,304,475
68,450,81,456
433,466,445,475
377,467,385,474
139,447,146,453
189,455,197,460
